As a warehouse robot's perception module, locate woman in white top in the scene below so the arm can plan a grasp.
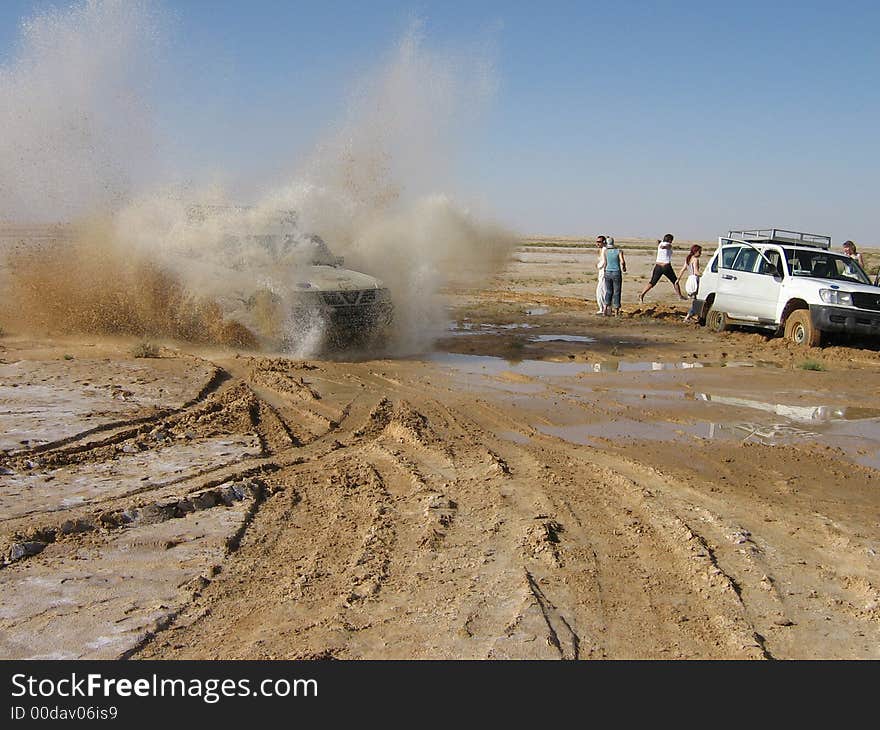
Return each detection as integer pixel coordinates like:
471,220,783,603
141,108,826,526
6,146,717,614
678,244,702,322
594,236,607,314
842,240,865,269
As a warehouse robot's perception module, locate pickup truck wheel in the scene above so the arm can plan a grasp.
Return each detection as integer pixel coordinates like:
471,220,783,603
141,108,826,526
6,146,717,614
707,308,728,333
784,310,822,347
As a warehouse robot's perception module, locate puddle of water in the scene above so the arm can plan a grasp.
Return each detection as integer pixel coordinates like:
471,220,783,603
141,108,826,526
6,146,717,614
529,335,597,344
496,430,532,445
429,352,587,378
536,417,867,452
525,307,550,316
537,419,705,445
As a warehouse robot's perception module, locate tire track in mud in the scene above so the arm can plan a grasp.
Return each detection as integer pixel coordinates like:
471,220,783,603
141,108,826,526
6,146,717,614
622,463,880,659
128,363,753,659
422,395,770,658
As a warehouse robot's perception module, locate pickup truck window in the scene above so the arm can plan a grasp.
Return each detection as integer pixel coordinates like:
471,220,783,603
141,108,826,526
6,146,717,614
783,248,871,285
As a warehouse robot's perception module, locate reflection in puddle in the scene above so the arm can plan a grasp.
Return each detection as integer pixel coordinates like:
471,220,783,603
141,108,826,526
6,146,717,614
538,418,837,449
696,394,880,423
529,334,597,344
445,322,539,336
705,360,782,369
706,422,818,443
430,353,713,378
593,361,704,372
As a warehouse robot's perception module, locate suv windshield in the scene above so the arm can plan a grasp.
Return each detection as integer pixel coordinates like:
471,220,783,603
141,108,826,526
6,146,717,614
783,248,871,285
216,232,338,267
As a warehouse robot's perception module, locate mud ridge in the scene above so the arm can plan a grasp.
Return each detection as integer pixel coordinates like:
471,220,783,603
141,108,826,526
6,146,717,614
4,366,230,461
0,477,268,568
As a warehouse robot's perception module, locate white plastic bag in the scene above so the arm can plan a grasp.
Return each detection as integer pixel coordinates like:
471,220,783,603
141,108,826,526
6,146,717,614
685,274,699,296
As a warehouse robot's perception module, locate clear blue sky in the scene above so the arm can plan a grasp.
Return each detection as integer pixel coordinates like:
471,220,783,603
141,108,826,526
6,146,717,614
2,0,878,242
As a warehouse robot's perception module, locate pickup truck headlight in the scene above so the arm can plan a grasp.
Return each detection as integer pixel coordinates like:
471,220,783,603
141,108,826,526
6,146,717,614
819,289,853,306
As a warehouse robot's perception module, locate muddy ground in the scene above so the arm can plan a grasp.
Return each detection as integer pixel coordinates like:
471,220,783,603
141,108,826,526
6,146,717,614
1,241,879,659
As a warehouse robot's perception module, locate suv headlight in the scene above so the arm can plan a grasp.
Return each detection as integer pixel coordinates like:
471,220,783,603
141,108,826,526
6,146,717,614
819,289,853,306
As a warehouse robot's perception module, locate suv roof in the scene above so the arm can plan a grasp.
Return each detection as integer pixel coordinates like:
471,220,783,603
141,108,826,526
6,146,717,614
727,228,831,250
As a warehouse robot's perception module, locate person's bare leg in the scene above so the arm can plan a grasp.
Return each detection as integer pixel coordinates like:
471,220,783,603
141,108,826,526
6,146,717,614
639,283,652,304
674,282,687,300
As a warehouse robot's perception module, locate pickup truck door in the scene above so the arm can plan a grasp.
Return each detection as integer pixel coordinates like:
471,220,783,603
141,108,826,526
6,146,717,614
715,243,783,323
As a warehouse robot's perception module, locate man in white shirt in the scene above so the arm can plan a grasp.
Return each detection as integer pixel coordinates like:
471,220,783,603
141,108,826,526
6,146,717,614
639,233,687,303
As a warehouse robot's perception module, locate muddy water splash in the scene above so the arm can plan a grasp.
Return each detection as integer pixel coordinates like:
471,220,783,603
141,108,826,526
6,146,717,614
0,3,515,354
3,220,257,347
265,26,516,352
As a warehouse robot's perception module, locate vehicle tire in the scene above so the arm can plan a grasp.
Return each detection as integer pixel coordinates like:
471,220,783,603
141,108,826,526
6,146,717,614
707,308,728,333
697,300,709,326
784,309,822,347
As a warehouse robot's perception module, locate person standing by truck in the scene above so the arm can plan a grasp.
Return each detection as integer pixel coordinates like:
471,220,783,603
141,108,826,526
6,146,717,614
842,240,865,269
679,244,703,322
639,233,687,303
600,237,627,316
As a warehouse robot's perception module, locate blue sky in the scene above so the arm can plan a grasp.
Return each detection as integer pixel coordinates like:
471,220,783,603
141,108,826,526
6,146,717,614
1,0,878,242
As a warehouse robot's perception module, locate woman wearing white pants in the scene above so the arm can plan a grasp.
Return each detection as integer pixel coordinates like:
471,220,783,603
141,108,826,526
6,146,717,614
595,236,607,314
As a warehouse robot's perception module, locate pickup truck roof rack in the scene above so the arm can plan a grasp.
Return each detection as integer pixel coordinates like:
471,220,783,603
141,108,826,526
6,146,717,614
728,228,831,250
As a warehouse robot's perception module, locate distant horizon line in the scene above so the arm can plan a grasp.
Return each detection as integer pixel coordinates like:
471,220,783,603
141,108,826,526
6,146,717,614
523,233,878,248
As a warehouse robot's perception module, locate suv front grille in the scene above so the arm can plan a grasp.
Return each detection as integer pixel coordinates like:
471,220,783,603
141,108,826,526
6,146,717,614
321,292,346,306
321,289,383,308
852,292,880,311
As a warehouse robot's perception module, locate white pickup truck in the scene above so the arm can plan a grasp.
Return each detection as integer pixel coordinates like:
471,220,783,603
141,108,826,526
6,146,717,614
696,229,880,346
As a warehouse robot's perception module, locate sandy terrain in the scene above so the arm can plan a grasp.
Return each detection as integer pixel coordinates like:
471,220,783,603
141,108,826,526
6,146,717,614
1,241,879,660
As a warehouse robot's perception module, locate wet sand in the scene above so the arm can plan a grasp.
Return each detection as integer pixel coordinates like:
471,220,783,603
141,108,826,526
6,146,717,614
1,241,879,659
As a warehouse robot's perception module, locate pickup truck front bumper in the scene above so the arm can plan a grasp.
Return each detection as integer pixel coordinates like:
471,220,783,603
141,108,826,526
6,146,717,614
811,304,880,337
